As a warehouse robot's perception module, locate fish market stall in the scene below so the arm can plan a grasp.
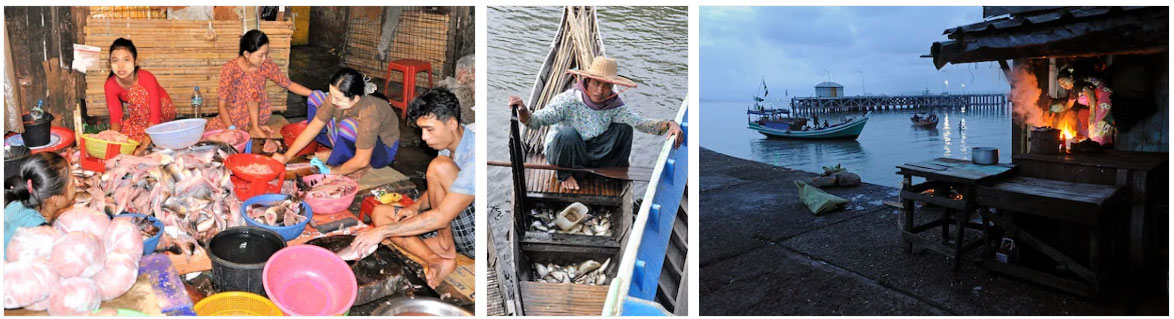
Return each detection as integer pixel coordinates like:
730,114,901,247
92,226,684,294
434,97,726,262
6,5,477,316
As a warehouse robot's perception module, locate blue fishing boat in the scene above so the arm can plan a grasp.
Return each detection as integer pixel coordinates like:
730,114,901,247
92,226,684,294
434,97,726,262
748,112,870,140
744,81,869,140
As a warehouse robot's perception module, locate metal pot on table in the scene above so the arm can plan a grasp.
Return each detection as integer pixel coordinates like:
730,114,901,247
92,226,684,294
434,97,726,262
971,147,999,165
372,296,472,316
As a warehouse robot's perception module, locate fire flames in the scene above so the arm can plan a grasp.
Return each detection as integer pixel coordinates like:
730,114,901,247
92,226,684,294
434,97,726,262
1009,64,1084,146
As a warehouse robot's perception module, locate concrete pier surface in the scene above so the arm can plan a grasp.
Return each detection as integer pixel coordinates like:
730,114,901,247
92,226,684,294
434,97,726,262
699,147,1167,316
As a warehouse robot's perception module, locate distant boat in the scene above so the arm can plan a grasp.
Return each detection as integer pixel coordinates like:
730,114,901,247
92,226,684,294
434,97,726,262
911,112,939,127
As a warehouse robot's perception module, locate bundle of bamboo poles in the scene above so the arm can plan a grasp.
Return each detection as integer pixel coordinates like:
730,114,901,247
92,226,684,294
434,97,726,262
89,6,167,19
343,9,451,86
523,6,602,153
82,18,294,118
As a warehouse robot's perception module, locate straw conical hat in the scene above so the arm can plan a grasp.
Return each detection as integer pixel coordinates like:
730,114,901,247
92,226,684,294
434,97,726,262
566,57,637,88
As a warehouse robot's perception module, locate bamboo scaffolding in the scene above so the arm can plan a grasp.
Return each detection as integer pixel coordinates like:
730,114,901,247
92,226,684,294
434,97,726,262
82,18,294,118
523,6,602,153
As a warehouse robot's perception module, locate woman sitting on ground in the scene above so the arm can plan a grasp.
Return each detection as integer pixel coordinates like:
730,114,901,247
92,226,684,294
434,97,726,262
206,29,312,139
273,68,400,176
103,38,177,154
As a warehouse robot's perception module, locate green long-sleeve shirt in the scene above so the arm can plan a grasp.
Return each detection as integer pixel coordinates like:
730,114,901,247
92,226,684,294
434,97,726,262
525,88,666,155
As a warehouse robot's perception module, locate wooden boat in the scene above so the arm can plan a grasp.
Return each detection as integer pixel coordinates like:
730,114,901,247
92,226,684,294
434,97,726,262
911,112,939,127
492,7,687,316
748,110,870,140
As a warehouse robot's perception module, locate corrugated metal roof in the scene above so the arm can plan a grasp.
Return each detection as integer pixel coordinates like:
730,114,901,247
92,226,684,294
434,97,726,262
928,6,1167,69
815,82,843,88
943,6,1149,37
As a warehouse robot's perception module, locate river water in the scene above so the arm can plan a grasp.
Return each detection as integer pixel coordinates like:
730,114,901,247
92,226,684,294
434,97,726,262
701,100,1012,188
486,6,689,211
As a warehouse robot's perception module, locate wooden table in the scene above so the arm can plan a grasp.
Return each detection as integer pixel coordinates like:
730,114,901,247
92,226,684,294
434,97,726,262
1013,151,1168,274
976,176,1123,296
896,158,1016,270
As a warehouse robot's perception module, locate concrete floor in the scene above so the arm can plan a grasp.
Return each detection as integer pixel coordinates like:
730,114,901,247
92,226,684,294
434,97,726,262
700,147,1168,316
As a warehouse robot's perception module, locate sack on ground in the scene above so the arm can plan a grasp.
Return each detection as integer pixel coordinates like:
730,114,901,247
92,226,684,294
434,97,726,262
835,172,861,187
794,180,849,215
809,175,837,187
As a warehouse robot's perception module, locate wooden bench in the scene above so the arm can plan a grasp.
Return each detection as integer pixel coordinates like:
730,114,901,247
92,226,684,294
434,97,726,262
976,176,1123,296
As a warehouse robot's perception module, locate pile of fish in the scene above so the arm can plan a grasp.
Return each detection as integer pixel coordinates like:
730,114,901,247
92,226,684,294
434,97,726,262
88,130,131,143
71,142,243,257
260,139,282,154
239,162,276,175
306,175,357,199
531,259,610,285
205,129,248,146
246,199,308,227
527,203,613,237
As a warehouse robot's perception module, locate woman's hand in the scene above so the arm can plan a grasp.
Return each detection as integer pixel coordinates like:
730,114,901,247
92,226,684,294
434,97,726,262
271,152,288,164
508,96,530,123
661,120,684,149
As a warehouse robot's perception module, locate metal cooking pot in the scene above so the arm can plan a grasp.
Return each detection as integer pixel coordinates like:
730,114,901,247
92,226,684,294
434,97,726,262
372,296,472,316
972,147,999,165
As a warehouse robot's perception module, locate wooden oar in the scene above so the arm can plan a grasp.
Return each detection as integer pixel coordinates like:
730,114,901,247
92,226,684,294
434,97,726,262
488,161,653,181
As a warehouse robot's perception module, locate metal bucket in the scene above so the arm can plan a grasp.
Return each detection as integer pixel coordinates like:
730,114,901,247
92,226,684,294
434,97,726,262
971,147,999,165
207,226,287,296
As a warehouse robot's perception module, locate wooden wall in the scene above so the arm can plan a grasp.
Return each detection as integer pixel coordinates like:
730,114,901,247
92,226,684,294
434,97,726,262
4,6,89,131
1114,52,1169,152
309,6,349,52
444,6,474,77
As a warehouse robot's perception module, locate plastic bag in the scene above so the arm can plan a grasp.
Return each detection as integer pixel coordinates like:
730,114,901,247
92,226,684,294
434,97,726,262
795,180,849,215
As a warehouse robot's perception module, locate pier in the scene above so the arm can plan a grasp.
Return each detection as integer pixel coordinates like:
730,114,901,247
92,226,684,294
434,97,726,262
790,93,1007,115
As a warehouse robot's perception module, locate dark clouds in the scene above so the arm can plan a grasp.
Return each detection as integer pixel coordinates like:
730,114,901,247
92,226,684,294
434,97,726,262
701,6,1010,101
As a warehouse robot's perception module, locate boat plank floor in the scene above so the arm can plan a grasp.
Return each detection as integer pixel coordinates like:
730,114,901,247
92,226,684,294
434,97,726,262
519,281,609,316
523,153,625,198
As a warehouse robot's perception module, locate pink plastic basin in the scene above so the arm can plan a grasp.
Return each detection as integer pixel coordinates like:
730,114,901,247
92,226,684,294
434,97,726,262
263,245,357,316
301,174,359,215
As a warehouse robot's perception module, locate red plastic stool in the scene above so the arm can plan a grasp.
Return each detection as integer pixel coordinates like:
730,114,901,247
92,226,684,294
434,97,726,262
359,196,379,223
383,59,433,120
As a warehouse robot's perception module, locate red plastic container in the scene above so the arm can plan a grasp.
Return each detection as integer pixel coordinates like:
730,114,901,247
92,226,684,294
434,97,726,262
280,122,319,157
225,154,285,201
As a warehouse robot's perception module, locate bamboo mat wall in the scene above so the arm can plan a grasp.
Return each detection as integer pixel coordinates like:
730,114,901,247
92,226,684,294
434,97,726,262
83,18,294,118
343,9,450,86
88,6,167,19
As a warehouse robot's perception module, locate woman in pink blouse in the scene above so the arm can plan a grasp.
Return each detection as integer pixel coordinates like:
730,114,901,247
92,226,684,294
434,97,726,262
206,30,311,138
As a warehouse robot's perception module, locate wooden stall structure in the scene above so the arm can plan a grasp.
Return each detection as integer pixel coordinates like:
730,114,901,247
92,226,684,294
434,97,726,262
338,7,473,88
5,6,90,131
928,6,1169,293
83,19,294,118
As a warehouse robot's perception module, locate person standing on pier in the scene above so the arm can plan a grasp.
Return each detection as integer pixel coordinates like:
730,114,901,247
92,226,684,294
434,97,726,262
507,57,684,190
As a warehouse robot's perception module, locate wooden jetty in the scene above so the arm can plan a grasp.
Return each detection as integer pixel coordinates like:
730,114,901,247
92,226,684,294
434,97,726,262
791,93,1007,115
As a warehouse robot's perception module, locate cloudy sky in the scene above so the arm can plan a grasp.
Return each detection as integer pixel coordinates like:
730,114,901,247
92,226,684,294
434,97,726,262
701,6,1011,101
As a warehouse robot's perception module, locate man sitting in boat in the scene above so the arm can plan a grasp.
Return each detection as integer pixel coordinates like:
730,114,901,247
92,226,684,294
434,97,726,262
348,88,474,288
507,57,684,190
